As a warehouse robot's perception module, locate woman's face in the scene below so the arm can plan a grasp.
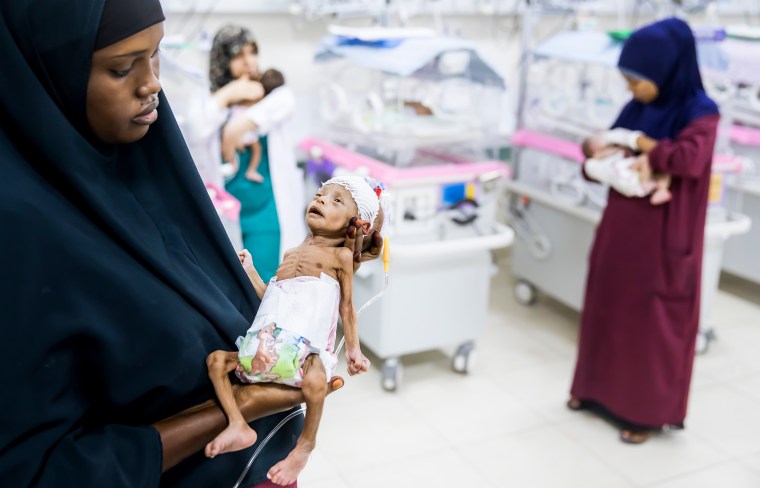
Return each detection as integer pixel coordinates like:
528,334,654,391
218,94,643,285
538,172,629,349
86,22,164,144
229,44,259,80
623,73,659,104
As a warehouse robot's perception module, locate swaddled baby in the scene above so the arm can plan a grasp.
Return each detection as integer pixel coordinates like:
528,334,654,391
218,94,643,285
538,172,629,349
582,134,671,205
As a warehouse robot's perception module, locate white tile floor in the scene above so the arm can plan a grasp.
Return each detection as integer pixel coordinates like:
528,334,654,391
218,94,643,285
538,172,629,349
298,253,760,487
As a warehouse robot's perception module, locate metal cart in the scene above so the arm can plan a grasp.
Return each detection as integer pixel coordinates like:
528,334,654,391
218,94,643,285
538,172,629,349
300,138,514,391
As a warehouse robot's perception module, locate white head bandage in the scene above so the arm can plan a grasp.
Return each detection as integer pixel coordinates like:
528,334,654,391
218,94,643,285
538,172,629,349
323,175,381,224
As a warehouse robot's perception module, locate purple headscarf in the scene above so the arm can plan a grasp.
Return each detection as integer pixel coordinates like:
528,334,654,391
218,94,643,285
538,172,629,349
612,17,718,140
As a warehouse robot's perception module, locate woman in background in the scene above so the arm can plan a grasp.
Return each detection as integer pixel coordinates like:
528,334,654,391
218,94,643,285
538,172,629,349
210,25,305,282
569,18,719,444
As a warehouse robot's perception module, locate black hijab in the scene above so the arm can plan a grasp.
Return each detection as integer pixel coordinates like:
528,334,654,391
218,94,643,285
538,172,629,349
0,1,299,486
94,0,165,51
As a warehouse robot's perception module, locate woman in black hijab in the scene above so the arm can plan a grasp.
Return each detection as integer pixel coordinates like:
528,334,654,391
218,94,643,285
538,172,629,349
0,1,361,486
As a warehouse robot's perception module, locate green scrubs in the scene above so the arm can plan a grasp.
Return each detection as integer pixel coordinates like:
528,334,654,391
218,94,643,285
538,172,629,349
225,136,281,282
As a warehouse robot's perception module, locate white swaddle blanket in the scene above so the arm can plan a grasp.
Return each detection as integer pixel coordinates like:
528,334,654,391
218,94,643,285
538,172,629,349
247,273,340,351
585,151,651,198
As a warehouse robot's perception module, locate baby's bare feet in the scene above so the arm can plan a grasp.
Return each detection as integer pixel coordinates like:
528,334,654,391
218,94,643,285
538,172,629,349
204,424,258,458
245,171,264,183
650,190,672,206
267,445,311,485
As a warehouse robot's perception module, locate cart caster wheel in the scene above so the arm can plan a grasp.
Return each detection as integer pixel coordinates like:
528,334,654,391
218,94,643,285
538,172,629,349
514,280,537,306
453,342,477,374
381,358,403,392
696,328,716,355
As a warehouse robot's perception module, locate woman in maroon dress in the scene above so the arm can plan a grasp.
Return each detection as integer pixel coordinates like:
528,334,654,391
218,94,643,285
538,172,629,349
568,18,720,444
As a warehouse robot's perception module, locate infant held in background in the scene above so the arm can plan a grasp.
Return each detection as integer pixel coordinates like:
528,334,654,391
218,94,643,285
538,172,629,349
583,134,671,205
225,68,286,183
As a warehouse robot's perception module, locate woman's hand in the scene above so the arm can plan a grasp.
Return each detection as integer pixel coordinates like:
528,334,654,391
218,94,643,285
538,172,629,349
155,376,345,472
215,76,264,109
344,217,383,273
235,376,345,419
221,115,257,165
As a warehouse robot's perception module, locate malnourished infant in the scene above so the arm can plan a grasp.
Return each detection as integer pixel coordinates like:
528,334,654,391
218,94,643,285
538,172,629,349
205,175,384,486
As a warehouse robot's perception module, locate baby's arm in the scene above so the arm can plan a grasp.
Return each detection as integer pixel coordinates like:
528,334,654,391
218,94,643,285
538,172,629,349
238,249,267,299
335,248,370,376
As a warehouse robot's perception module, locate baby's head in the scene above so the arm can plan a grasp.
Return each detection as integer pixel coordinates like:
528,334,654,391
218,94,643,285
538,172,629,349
582,134,633,159
582,135,603,158
306,175,384,237
260,68,285,96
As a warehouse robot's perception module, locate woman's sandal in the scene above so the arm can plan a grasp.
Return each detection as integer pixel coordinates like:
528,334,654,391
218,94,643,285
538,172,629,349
620,429,651,445
566,397,584,411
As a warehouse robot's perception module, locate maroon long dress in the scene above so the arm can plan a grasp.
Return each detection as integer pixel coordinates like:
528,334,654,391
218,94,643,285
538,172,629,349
570,114,720,428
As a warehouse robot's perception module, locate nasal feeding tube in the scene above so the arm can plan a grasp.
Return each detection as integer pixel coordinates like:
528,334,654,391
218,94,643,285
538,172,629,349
231,238,391,488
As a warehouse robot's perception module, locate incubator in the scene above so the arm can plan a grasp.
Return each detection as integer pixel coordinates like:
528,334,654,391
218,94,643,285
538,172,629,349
302,31,513,390
714,27,760,286
722,123,760,287
313,32,506,164
505,7,750,354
